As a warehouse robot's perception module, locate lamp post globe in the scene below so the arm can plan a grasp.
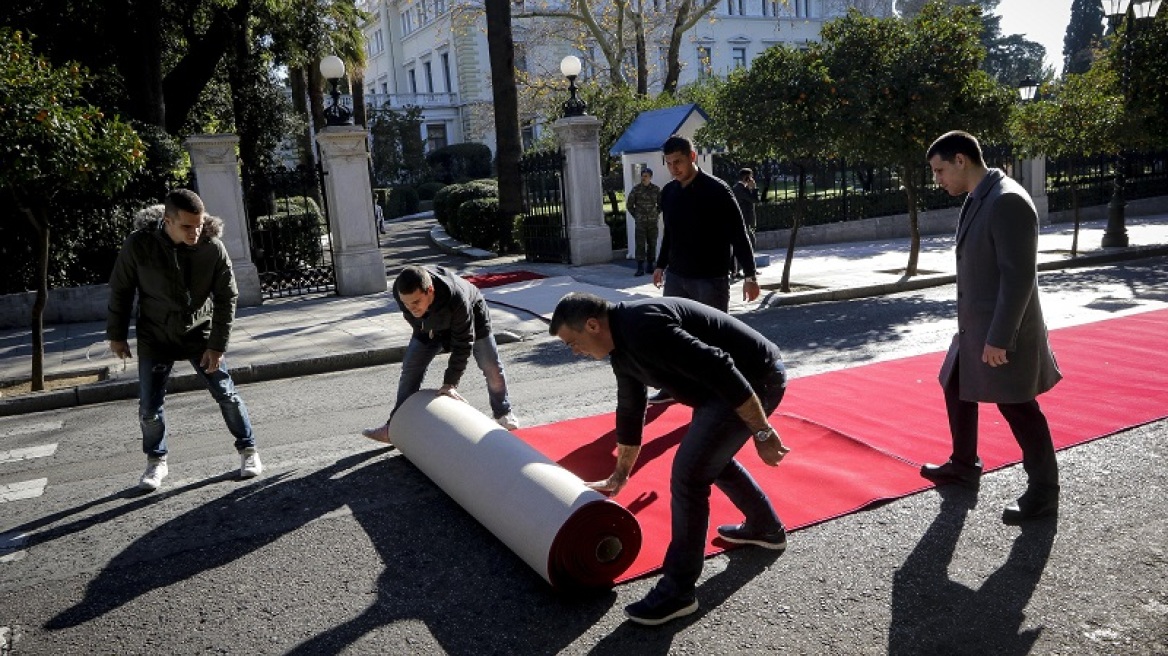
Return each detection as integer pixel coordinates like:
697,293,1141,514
319,55,353,127
560,56,587,117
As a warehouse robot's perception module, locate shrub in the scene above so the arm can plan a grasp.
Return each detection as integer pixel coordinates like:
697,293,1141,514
386,184,420,219
451,197,505,251
417,181,447,201
427,143,493,183
250,211,325,271
433,178,498,228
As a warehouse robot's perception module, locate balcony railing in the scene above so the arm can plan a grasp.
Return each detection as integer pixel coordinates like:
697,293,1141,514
363,92,460,109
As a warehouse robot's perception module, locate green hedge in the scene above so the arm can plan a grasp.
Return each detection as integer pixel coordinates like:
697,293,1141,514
427,143,493,183
416,181,447,201
433,178,498,228
450,197,508,252
386,184,420,218
251,212,325,270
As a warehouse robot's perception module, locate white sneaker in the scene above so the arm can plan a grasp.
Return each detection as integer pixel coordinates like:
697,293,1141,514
496,412,521,431
240,449,263,478
361,424,393,444
139,457,168,491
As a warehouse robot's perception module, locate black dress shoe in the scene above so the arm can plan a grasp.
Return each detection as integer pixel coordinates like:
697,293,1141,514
1002,486,1059,524
920,460,982,490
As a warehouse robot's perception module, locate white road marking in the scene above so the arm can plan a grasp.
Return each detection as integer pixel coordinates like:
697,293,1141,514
0,479,48,503
0,443,58,464
0,420,63,438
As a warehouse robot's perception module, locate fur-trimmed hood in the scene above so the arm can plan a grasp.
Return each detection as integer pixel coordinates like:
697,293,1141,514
132,203,224,241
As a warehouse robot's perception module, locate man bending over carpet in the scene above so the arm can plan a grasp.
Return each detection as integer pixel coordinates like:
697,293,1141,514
550,292,791,626
362,265,520,442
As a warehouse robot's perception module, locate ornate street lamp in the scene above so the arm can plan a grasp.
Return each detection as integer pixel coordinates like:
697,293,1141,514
560,55,587,117
1017,75,1039,103
1099,0,1162,247
320,55,353,127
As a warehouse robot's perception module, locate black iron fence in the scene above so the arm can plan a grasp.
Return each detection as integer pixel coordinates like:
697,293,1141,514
712,155,967,232
518,150,570,263
1046,150,1168,212
245,165,336,298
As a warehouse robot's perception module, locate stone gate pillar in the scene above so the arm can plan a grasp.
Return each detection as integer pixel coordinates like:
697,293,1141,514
185,134,263,307
316,126,386,296
553,116,613,265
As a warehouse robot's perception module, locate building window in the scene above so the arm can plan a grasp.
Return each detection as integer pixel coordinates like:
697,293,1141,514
521,122,535,150
419,0,429,23
441,53,452,92
795,0,810,17
696,46,712,79
724,0,745,15
424,61,434,92
372,29,384,54
408,69,417,94
434,0,446,14
427,123,448,151
401,10,414,34
732,47,747,68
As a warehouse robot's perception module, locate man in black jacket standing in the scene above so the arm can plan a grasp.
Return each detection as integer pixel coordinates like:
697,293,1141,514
362,265,519,442
107,189,261,491
648,135,761,405
550,292,791,626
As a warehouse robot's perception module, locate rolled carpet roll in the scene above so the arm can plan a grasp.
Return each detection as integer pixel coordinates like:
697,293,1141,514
389,390,642,590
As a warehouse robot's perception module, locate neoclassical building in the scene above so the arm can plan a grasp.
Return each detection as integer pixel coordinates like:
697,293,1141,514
358,0,893,154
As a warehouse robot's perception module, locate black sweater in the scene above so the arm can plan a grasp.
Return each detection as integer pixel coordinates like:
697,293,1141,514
657,168,758,278
608,298,783,446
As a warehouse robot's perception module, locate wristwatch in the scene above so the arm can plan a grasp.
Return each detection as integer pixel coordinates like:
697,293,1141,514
754,426,777,443
745,275,757,283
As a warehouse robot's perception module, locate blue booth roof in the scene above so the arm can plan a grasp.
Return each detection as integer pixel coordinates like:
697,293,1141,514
609,104,709,156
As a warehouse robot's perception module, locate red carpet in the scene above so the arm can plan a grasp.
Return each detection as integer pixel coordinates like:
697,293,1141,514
512,308,1168,584
463,270,546,289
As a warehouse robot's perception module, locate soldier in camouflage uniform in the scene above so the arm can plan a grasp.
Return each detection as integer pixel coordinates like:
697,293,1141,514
626,168,662,277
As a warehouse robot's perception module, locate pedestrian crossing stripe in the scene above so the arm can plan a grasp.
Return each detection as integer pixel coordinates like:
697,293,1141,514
0,479,48,503
0,420,62,438
0,444,58,465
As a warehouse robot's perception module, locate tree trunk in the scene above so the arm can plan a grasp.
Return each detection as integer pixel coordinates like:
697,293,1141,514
780,165,806,294
484,0,525,226
903,168,920,277
633,10,649,96
661,4,690,95
1070,180,1080,257
161,0,249,134
289,66,316,170
31,215,50,392
351,65,368,127
114,0,166,128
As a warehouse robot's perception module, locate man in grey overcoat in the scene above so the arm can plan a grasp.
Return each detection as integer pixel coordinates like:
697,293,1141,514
921,131,1062,523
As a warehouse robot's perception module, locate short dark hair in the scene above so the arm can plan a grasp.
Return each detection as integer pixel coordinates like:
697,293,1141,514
163,189,204,218
394,265,433,296
641,167,653,176
926,130,985,167
662,135,694,157
549,292,611,335
738,168,753,180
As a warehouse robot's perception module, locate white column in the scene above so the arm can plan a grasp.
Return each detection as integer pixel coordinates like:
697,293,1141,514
185,134,263,307
316,126,387,296
553,116,613,266
1025,157,1049,225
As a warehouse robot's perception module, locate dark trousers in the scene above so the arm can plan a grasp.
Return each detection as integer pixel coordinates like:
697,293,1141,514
658,365,787,596
944,359,1058,490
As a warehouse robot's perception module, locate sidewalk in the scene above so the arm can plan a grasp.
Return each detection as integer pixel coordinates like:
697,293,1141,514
2,214,1166,417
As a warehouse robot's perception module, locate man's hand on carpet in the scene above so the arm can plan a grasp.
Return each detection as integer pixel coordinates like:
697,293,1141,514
587,471,629,496
438,385,467,404
756,436,791,467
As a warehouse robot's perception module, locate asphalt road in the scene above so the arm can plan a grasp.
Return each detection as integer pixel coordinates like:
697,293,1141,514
1,260,1166,655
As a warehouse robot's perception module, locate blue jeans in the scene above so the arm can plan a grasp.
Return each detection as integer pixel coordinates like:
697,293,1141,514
658,365,787,596
391,333,512,420
138,354,255,458
663,271,731,313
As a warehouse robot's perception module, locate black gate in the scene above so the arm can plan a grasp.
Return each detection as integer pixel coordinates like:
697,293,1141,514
519,150,570,263
245,164,336,298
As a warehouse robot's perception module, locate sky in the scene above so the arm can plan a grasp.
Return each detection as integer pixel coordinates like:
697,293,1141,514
994,0,1076,75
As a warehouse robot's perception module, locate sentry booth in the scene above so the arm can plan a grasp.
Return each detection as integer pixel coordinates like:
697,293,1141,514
609,104,719,260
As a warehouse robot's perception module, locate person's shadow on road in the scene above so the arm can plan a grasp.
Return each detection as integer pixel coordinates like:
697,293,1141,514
888,488,1057,655
43,449,611,655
